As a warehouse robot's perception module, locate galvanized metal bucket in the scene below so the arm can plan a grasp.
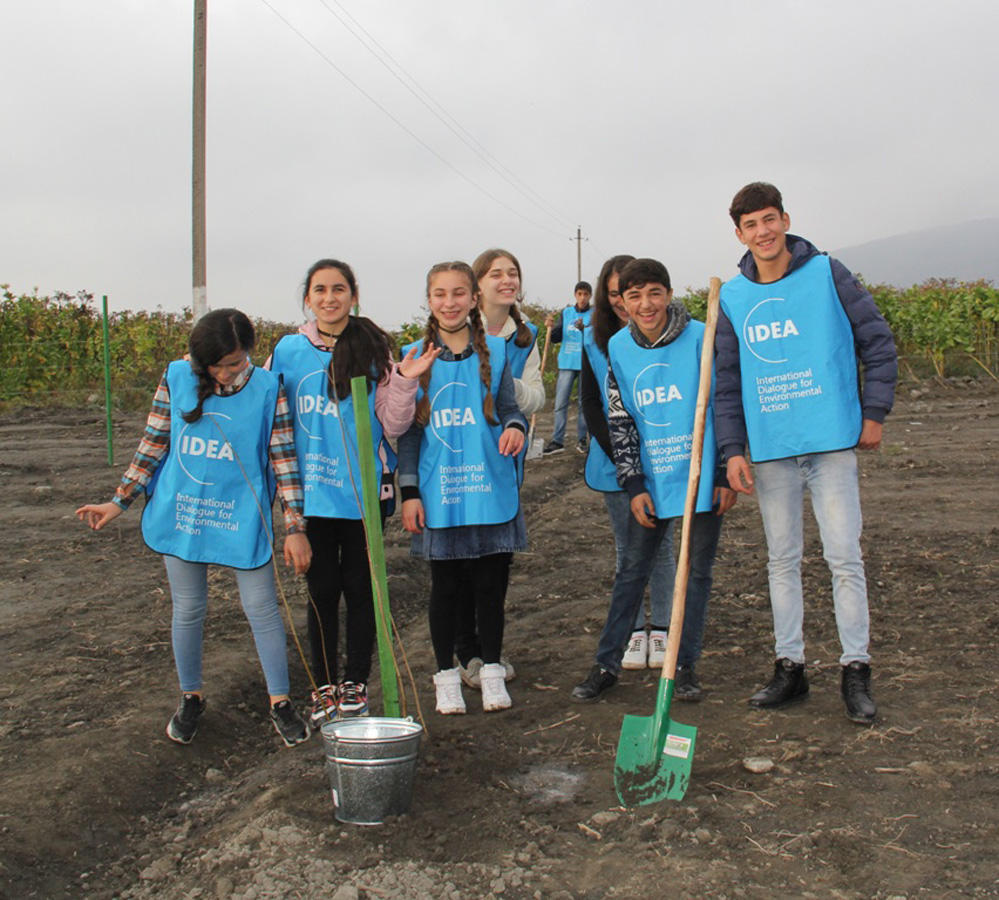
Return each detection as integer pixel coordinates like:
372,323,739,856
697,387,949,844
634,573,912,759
321,717,423,825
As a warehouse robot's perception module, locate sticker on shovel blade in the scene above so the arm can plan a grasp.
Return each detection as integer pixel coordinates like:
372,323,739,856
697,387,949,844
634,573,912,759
663,733,692,759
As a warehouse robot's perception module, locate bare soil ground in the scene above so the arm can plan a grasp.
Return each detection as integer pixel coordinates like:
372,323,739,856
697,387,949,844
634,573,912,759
1,378,997,899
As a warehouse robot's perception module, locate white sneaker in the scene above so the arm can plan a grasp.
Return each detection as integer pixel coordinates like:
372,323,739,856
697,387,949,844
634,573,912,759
480,663,513,712
648,630,668,669
621,631,648,670
433,668,466,715
500,656,516,682
458,657,483,689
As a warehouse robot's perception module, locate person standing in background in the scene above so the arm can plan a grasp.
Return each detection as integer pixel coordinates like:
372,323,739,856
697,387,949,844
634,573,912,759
544,282,592,455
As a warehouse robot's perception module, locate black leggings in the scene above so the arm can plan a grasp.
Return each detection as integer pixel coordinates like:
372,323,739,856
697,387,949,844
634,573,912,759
304,517,376,685
428,554,512,672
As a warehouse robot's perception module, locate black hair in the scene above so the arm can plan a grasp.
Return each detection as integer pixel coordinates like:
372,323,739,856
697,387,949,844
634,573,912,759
183,308,255,423
617,258,672,296
301,259,392,399
591,254,635,354
729,182,784,227
574,281,593,294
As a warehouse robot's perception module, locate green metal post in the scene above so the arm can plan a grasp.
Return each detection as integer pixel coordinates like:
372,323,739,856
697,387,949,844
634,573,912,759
350,375,399,717
102,296,114,466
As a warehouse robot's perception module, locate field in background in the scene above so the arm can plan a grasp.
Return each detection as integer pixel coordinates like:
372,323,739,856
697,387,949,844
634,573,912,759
2,279,997,410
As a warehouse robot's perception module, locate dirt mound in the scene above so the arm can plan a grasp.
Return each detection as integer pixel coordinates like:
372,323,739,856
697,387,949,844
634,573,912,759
1,380,997,898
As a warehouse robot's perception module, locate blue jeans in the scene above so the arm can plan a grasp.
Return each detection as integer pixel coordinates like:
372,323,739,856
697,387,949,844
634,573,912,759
551,368,585,444
753,449,870,665
163,556,291,696
603,491,675,630
595,510,724,674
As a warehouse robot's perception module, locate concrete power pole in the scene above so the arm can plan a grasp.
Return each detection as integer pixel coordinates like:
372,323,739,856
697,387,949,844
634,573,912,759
572,226,587,282
192,0,208,321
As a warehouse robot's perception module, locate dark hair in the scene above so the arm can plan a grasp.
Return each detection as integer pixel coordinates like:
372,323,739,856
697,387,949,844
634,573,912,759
415,262,497,427
617,258,672,296
574,281,593,294
591,254,635,354
471,248,534,348
302,258,358,302
729,182,784,227
183,308,255,423
301,259,391,400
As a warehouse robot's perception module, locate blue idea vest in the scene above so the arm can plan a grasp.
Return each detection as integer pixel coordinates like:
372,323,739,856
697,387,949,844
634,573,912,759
403,336,520,529
607,322,717,519
142,360,278,569
556,306,592,370
505,321,538,484
269,333,383,520
504,321,538,379
581,328,619,492
720,255,861,462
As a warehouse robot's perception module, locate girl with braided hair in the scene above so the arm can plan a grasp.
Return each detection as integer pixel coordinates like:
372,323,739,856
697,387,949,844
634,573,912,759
398,262,527,715
76,308,312,748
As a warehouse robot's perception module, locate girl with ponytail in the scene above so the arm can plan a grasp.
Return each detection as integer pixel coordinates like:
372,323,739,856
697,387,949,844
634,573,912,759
398,262,528,716
267,259,437,726
77,308,313,748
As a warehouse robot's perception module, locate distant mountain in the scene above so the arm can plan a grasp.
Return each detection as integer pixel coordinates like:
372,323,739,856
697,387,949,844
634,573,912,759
831,218,999,287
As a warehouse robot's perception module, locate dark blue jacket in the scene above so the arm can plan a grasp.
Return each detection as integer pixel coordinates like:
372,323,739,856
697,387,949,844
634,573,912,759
714,235,898,461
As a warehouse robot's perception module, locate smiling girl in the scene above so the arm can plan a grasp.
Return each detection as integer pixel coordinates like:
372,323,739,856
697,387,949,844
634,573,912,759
267,259,437,726
398,262,527,715
76,309,312,748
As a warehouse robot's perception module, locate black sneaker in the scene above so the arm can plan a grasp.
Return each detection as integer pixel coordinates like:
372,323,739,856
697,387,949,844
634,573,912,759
543,441,564,455
270,699,310,747
166,693,206,745
571,665,617,702
748,658,809,708
841,661,877,724
576,437,588,454
673,665,702,702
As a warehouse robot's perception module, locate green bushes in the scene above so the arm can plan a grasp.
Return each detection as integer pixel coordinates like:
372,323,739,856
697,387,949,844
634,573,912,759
0,288,292,409
3,277,997,410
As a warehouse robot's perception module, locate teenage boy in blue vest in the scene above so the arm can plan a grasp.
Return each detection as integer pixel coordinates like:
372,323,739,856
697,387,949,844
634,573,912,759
715,182,897,724
544,282,593,454
571,258,736,702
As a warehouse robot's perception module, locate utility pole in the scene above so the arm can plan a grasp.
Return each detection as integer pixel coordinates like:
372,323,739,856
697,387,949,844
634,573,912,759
572,226,587,282
192,0,208,321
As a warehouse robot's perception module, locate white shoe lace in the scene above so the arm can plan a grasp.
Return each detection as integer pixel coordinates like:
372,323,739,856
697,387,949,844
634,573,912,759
436,678,465,712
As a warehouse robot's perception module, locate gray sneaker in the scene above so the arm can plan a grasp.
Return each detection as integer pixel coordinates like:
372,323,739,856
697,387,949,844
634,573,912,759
166,693,206,745
270,700,310,747
673,665,702,701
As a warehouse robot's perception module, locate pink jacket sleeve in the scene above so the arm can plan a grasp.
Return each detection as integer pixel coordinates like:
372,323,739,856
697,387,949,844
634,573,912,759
374,363,419,438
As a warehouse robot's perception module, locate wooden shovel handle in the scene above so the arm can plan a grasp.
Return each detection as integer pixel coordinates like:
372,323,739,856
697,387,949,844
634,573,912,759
660,278,722,681
528,323,554,439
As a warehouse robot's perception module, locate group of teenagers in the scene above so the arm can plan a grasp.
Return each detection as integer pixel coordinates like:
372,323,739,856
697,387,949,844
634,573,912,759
77,181,898,749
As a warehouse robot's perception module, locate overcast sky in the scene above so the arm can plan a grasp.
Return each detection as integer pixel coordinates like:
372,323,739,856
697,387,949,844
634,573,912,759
3,1,997,330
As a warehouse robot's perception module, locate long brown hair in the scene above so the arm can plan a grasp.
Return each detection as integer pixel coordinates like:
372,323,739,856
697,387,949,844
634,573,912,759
471,248,534,348
414,261,498,427
592,254,636,354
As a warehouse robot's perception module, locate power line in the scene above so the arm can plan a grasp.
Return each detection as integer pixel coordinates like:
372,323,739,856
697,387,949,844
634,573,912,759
315,0,576,231
258,0,568,240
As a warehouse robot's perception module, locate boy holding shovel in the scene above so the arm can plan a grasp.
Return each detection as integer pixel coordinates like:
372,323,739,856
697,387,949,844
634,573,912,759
715,182,897,723
571,258,735,703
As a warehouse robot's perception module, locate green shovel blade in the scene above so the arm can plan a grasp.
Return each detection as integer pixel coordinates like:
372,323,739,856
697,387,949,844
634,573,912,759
613,679,697,806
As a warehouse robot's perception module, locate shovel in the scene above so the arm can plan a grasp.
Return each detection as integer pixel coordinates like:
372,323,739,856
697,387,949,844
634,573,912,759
525,324,553,460
613,277,721,806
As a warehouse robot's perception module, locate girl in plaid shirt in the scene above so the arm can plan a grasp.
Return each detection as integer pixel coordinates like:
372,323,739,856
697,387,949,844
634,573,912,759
77,309,312,748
